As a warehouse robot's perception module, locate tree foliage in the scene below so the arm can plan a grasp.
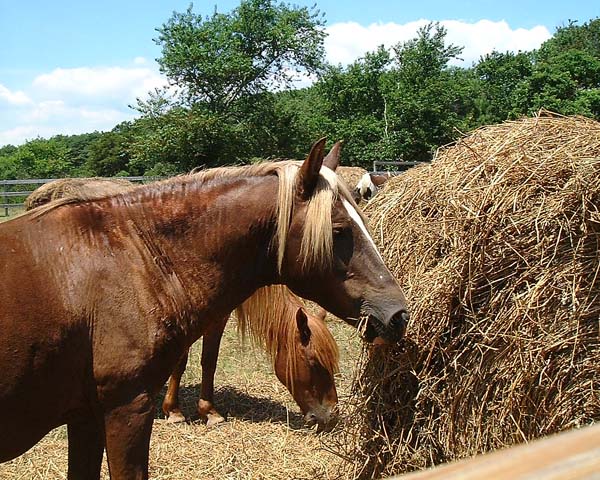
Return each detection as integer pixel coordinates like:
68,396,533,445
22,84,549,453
3,16,600,179
154,0,326,111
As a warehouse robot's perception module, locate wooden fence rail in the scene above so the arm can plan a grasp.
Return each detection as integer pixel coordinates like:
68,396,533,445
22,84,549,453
395,424,600,480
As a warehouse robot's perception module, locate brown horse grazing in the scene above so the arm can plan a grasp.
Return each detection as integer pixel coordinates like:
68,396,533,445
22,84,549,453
25,173,340,432
162,286,339,431
0,138,408,479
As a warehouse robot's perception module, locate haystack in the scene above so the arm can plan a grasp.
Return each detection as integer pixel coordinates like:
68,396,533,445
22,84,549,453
24,177,134,210
330,111,600,479
336,166,368,190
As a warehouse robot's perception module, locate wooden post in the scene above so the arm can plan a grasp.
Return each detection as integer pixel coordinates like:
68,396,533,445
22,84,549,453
1,183,7,217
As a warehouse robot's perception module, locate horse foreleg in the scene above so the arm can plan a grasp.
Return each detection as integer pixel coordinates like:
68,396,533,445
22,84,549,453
198,317,227,427
67,416,104,480
161,349,189,423
104,392,154,480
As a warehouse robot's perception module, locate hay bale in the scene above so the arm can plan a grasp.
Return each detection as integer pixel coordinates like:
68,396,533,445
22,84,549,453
337,166,368,190
331,111,600,479
25,177,135,210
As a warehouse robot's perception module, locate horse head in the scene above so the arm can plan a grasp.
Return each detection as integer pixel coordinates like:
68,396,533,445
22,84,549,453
273,307,339,432
279,139,409,343
353,172,378,202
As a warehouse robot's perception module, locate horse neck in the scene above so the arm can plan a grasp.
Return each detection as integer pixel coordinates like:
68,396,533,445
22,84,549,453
121,175,281,324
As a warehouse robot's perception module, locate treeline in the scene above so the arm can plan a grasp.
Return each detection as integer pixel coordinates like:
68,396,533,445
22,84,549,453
1,0,599,180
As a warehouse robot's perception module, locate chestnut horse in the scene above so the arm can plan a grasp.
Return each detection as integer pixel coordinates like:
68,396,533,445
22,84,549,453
0,138,408,479
162,286,339,431
25,174,340,432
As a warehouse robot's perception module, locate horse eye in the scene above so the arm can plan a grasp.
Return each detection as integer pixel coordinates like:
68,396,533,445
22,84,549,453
332,226,343,235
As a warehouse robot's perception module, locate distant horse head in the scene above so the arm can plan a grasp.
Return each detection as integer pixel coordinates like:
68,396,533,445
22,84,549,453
353,172,392,203
237,286,339,431
276,140,408,342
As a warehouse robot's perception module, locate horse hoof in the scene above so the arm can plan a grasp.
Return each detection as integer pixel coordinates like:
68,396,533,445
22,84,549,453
206,413,225,427
166,411,186,424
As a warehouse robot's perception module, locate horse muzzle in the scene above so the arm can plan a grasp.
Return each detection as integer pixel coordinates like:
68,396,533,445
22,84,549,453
304,405,338,433
368,309,409,343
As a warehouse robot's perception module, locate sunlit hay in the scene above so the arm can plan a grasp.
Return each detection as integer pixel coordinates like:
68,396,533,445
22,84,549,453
329,111,600,479
336,166,369,190
24,177,135,210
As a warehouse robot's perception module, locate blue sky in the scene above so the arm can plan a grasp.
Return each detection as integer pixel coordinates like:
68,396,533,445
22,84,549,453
1,0,598,146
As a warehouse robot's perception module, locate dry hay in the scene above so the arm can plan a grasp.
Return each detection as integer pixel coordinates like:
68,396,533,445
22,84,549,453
328,111,600,479
0,386,341,480
24,177,135,210
336,166,368,190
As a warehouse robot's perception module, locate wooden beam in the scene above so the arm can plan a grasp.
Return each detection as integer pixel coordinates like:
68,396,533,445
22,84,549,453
395,424,600,480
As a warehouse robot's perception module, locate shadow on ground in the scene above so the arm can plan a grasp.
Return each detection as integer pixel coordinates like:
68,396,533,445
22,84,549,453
155,383,305,428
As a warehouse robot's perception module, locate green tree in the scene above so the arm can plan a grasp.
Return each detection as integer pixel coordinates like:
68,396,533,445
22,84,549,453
154,0,326,112
518,50,600,116
86,123,136,176
475,50,533,124
128,106,255,174
513,18,600,118
0,138,72,179
536,18,600,62
382,22,470,161
314,47,393,166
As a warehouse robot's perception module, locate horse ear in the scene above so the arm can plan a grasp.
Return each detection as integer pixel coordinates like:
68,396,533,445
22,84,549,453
295,308,311,346
297,137,326,199
323,140,343,171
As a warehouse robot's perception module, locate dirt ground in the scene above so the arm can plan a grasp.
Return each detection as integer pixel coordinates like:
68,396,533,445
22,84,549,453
0,316,362,479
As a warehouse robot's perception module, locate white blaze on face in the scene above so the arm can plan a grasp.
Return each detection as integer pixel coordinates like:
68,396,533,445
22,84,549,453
342,199,384,261
355,173,377,200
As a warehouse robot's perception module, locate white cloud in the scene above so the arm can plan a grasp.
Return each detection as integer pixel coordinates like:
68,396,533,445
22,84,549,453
325,19,551,67
0,84,33,106
1,21,553,147
0,126,42,146
32,65,167,103
442,20,551,65
1,61,168,146
0,100,135,147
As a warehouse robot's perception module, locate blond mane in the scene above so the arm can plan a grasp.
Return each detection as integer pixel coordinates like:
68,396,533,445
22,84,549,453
29,160,358,276
235,285,339,390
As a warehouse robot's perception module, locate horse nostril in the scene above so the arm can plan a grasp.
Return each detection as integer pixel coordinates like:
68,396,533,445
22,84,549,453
391,310,409,329
305,412,318,426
